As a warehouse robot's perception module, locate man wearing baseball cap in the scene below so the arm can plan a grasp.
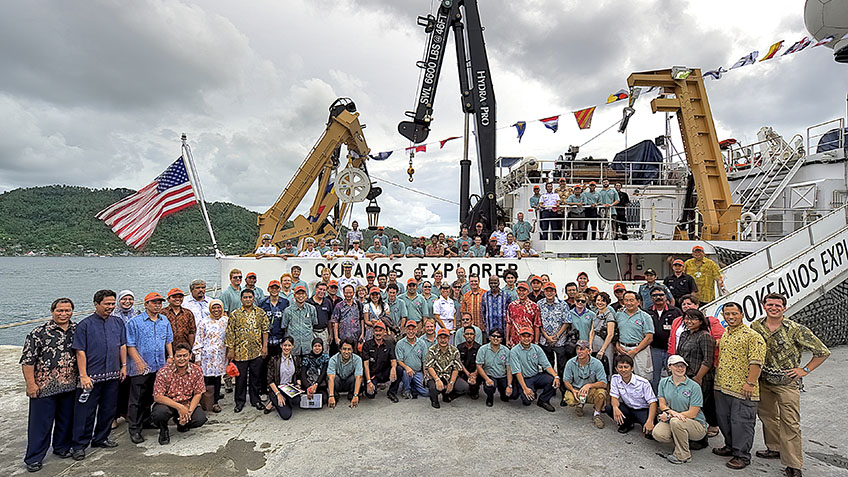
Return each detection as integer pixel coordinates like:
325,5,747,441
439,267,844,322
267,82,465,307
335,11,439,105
505,283,541,346
281,286,318,361
162,288,195,350
639,269,674,309
362,322,400,403
125,292,174,444
400,278,426,329
424,328,467,408
562,340,608,427
278,239,298,258
244,272,265,304
509,327,559,412
395,321,429,399
611,283,627,312
684,245,725,305
663,259,698,302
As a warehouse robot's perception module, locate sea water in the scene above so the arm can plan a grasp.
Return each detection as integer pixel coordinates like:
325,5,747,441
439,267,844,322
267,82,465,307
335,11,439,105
0,257,218,345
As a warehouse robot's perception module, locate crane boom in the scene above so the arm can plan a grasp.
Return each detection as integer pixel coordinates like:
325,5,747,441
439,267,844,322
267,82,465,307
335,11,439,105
255,98,372,250
399,0,498,229
627,69,741,240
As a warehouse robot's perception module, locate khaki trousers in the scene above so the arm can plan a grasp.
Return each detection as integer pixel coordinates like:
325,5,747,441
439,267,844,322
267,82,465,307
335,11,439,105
758,381,803,469
653,417,707,461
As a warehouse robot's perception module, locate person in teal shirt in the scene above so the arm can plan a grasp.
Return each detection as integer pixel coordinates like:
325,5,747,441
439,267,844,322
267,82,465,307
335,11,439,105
384,285,408,336
451,313,483,346
327,339,363,408
388,235,406,258
419,283,437,319
567,293,596,342
512,212,534,243
469,236,487,257
654,354,707,464
395,322,429,398
561,340,608,426
509,327,560,411
399,280,426,326
597,179,619,239
220,269,244,314
475,330,512,406
566,186,587,240
405,238,425,257
365,238,389,258
281,286,318,358
583,182,601,239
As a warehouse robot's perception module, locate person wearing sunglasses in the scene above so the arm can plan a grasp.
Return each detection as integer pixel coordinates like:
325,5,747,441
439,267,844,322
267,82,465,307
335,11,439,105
475,329,512,407
645,288,682,393
220,269,244,315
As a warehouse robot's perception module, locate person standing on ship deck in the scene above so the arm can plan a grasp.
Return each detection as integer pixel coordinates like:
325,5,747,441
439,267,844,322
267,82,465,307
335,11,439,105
539,182,561,240
345,220,363,251
597,179,619,239
512,212,534,245
584,181,601,240
684,246,726,305
613,183,629,240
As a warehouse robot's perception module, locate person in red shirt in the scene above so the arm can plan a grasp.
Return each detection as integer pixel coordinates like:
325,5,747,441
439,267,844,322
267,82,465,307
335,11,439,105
151,343,207,445
506,283,541,346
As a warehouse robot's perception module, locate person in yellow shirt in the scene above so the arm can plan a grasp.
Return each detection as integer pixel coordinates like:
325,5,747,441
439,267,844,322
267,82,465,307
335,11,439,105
684,246,725,304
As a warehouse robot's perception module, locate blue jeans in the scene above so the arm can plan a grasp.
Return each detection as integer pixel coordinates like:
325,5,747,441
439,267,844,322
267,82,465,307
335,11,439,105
650,348,669,393
400,370,428,397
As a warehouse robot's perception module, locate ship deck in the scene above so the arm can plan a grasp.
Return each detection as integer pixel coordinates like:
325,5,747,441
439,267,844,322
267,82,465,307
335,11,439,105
0,345,845,476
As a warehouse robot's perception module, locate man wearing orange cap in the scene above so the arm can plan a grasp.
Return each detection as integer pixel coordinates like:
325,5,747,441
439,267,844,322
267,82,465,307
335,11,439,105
664,259,698,302
162,288,195,350
281,286,318,360
528,276,545,303
510,327,560,412
424,328,467,408
611,283,627,312
125,292,174,444
506,283,541,346
362,322,400,403
684,246,725,305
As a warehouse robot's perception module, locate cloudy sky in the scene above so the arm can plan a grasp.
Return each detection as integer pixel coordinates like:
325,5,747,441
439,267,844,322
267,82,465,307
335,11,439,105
1,0,844,236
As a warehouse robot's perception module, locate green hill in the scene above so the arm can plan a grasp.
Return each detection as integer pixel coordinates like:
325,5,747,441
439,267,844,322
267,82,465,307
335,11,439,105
0,185,416,256
0,185,257,256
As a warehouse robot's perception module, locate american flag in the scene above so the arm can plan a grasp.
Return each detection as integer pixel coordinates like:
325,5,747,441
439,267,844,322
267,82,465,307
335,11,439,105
97,157,198,249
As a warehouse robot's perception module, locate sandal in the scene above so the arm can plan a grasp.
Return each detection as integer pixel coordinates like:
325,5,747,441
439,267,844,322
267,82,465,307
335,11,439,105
263,403,274,414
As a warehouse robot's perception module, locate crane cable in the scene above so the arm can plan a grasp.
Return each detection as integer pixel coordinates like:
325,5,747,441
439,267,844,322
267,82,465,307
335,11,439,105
370,174,459,205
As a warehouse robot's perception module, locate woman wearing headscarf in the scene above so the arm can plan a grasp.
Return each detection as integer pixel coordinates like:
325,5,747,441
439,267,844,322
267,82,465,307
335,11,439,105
264,337,300,419
192,299,229,413
111,290,139,425
300,338,329,406
676,308,718,443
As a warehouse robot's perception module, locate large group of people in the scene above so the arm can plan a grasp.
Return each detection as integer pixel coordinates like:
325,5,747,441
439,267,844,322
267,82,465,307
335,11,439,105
20,250,830,476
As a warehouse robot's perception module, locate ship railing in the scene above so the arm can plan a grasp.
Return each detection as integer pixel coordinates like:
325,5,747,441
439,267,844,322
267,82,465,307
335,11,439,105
526,205,836,242
806,118,845,158
727,134,804,197
496,158,687,196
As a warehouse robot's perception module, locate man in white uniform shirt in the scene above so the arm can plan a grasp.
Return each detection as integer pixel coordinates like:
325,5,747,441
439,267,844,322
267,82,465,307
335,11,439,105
298,237,322,257
433,283,457,332
254,234,277,257
539,182,561,240
500,233,521,258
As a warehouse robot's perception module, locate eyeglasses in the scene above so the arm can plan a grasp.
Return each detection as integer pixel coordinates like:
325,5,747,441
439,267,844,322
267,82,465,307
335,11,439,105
423,285,432,288
232,276,242,280
452,286,461,289
576,299,586,303
490,335,502,339
651,295,665,299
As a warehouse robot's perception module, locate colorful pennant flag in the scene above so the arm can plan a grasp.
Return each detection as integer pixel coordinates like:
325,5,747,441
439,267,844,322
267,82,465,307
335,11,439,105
783,36,812,56
730,51,759,70
760,41,784,61
512,121,527,142
572,107,596,130
813,35,836,48
307,182,335,223
703,67,728,80
539,116,560,133
439,136,460,148
369,151,392,161
405,145,426,154
606,89,628,104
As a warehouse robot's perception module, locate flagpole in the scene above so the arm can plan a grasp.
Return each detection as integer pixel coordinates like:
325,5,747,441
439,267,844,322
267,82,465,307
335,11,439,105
181,133,222,257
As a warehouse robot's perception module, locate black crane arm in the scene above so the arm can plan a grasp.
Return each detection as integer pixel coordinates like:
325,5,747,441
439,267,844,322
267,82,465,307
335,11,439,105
398,0,499,230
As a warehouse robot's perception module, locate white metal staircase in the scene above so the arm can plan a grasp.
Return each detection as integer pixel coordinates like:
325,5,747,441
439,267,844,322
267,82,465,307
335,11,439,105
737,130,806,220
704,204,848,322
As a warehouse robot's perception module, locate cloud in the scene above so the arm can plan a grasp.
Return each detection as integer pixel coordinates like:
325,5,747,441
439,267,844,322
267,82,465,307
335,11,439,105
0,0,843,239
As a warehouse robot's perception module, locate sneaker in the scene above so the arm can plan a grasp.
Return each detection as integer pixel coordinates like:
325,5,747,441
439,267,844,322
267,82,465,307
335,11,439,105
26,462,42,473
537,401,555,412
666,454,690,464
401,391,412,400
443,394,452,403
53,450,72,459
617,423,634,434
71,449,85,461
486,397,494,407
129,432,145,444
387,392,399,403
430,400,440,409
574,404,585,417
593,415,605,429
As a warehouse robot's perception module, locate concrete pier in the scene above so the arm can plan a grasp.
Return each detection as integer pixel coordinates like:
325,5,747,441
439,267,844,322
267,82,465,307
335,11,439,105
0,345,845,476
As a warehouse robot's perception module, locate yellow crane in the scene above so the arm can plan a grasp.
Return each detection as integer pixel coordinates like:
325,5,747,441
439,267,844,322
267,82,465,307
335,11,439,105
255,98,375,250
627,68,741,240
